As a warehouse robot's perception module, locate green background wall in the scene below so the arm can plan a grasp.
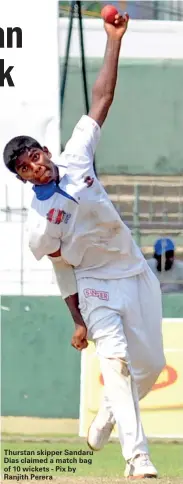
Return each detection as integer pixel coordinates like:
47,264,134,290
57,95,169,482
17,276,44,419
1,296,80,419
61,59,183,175
1,294,183,418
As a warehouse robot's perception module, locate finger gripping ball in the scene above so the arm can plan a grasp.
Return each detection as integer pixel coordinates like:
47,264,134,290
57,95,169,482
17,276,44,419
101,5,118,24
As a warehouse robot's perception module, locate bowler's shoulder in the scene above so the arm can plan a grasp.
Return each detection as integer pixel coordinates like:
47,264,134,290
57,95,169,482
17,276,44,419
27,203,48,238
27,204,60,261
27,197,53,237
65,115,100,157
30,191,52,218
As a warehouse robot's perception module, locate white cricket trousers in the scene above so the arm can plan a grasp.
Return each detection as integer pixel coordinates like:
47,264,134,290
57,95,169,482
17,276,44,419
78,265,166,461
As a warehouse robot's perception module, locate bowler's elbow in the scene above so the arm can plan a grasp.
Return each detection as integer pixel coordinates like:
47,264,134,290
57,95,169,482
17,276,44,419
92,86,114,108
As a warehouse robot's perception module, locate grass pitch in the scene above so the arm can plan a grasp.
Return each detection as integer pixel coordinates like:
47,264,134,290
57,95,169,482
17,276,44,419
1,438,183,483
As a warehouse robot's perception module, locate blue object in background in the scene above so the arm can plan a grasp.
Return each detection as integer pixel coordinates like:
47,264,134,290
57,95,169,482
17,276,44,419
154,238,175,256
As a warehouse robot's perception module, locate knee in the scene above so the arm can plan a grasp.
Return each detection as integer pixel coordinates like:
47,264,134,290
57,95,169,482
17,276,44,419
100,356,131,381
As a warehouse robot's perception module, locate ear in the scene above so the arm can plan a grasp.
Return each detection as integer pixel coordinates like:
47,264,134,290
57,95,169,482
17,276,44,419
42,146,52,159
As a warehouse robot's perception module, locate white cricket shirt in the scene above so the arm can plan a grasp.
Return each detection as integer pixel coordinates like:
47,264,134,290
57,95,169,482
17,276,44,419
29,115,146,281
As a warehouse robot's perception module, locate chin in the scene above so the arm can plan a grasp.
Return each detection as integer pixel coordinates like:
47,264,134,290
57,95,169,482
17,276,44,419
41,178,50,184
39,175,53,184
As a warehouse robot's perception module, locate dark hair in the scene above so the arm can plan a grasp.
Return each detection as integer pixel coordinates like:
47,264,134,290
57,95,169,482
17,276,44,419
3,135,42,174
154,249,174,272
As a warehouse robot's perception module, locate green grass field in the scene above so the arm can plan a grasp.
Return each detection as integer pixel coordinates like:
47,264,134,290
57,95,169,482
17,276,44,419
1,438,183,483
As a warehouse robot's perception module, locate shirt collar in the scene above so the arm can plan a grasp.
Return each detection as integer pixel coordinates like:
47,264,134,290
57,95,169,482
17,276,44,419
32,161,78,203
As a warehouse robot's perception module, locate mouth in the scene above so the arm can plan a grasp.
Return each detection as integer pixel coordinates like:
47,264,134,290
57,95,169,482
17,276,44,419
38,167,52,184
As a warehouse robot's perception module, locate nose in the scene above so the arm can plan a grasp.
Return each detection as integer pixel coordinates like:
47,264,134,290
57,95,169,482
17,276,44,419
30,162,42,175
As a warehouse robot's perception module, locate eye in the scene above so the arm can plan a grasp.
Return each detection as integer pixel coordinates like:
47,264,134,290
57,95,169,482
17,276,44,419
22,165,28,172
32,153,39,161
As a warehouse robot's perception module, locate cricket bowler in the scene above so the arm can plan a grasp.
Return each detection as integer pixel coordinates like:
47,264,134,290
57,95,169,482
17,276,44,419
3,12,165,478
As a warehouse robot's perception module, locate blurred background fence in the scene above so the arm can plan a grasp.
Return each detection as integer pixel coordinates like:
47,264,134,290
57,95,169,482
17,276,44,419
59,1,183,21
1,175,183,294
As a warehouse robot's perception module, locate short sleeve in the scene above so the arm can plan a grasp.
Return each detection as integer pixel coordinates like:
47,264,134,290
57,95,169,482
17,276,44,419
64,115,100,173
29,219,60,260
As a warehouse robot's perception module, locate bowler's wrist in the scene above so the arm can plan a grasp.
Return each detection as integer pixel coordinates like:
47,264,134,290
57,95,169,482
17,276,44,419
65,294,86,329
107,35,122,45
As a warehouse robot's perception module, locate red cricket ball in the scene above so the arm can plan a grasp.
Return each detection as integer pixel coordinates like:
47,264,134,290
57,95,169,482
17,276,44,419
101,5,118,24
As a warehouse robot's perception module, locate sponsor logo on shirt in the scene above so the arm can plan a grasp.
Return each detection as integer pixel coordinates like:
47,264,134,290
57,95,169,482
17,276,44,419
84,288,109,301
46,208,71,225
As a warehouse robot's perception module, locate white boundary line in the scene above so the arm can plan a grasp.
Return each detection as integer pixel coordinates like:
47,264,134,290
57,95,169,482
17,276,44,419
165,349,183,352
108,433,183,440
163,319,183,323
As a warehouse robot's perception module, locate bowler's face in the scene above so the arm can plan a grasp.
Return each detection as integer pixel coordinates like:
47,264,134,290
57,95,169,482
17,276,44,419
15,147,58,185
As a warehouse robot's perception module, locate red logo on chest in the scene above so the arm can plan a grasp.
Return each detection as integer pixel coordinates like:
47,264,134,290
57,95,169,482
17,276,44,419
47,209,65,224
